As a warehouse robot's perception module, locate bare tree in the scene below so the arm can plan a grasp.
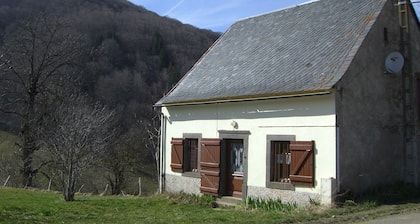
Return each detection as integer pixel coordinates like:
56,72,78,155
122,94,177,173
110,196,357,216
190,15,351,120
135,112,161,181
40,93,117,201
102,140,135,195
100,123,158,195
0,14,85,187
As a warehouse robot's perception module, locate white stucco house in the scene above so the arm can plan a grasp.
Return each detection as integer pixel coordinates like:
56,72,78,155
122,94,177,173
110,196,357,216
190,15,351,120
155,0,420,205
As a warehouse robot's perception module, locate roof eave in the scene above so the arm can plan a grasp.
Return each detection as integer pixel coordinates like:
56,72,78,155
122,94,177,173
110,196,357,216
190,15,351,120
154,89,334,107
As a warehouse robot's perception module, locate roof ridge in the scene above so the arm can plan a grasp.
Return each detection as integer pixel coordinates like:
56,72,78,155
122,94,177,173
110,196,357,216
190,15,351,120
235,0,321,24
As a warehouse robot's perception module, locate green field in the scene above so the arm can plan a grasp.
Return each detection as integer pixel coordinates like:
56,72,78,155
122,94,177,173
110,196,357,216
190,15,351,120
1,187,420,224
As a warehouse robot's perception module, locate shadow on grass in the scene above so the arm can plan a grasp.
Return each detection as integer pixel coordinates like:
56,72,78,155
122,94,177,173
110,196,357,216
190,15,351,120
336,182,420,207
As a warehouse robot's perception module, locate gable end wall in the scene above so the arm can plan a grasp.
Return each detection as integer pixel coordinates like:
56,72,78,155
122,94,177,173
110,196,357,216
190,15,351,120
335,0,419,193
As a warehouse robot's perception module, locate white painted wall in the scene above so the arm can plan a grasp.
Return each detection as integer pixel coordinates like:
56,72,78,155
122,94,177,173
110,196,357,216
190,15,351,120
161,93,336,195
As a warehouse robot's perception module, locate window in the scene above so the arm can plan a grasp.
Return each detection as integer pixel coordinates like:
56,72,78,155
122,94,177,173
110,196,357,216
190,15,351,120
270,141,291,183
230,141,244,173
184,139,198,172
416,75,420,122
170,135,201,175
266,136,315,189
383,27,388,44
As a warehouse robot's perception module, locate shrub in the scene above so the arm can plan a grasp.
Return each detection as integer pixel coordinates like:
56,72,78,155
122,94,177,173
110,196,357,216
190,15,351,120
166,192,216,207
243,197,298,212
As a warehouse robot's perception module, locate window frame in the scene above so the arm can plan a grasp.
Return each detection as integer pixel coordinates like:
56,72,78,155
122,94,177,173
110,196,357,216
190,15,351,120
183,138,199,172
270,141,291,183
266,135,296,190
182,133,202,178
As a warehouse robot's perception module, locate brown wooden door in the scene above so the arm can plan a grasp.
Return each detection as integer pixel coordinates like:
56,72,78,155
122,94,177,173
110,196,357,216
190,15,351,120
224,139,244,198
200,138,221,196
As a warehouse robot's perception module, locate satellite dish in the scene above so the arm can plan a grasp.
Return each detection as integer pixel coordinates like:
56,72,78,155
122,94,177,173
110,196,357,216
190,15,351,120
385,51,404,74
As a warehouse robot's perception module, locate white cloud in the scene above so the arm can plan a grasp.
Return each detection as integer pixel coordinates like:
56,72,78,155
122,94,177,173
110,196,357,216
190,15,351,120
165,1,252,31
163,0,185,16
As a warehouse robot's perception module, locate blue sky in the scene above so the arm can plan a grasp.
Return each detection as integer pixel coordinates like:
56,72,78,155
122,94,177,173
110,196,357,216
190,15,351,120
129,0,420,32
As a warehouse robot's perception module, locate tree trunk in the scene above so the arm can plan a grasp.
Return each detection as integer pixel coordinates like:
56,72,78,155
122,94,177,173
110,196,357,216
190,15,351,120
22,149,33,187
21,124,35,187
64,163,76,201
64,180,75,201
64,189,75,201
109,168,124,195
21,89,37,187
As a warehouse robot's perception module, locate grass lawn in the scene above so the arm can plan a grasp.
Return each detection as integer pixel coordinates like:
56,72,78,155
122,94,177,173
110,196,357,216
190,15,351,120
1,187,420,223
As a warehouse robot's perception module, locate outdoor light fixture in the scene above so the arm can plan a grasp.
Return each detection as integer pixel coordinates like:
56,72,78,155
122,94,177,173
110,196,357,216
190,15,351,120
231,120,238,129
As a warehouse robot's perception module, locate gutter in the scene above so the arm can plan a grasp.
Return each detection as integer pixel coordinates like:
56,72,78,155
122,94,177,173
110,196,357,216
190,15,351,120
158,111,166,193
155,89,334,107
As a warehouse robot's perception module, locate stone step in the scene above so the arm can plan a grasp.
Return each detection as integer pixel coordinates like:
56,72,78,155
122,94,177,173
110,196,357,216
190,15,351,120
216,196,242,207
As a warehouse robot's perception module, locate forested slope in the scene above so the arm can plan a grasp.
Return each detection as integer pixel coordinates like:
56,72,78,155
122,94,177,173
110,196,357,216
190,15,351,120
0,0,219,130
0,0,219,195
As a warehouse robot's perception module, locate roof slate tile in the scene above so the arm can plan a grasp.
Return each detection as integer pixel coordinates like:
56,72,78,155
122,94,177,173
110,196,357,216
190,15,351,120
157,0,387,105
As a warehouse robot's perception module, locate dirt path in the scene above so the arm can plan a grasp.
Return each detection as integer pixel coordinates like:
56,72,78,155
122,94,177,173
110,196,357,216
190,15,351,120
313,201,420,224
360,211,420,224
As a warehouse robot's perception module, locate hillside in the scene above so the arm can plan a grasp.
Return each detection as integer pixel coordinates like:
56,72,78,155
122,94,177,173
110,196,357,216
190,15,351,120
0,0,219,193
0,0,220,130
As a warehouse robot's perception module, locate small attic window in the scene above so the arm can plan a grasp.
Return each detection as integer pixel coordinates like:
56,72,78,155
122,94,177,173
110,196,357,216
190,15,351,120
384,28,388,43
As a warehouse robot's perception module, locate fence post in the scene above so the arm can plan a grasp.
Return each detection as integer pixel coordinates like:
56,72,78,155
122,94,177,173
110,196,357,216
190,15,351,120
138,177,141,196
3,175,10,186
101,184,109,196
78,184,84,193
48,179,52,191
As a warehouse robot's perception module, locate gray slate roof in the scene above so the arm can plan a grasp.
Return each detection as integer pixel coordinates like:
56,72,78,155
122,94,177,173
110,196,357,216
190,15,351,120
156,0,387,105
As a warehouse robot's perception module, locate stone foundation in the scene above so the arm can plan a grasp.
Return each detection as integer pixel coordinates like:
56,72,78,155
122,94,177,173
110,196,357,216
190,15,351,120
164,174,336,206
164,174,201,195
247,185,321,205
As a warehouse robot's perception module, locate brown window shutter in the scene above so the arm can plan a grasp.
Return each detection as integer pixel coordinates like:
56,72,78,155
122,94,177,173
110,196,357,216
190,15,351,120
200,138,221,196
289,141,314,187
170,138,184,172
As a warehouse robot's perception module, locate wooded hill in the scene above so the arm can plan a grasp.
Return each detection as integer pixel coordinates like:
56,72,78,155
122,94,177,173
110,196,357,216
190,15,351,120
0,0,219,130
0,0,219,196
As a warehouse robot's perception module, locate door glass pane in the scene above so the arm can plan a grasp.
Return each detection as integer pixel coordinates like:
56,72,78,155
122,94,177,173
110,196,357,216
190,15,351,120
231,142,244,173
